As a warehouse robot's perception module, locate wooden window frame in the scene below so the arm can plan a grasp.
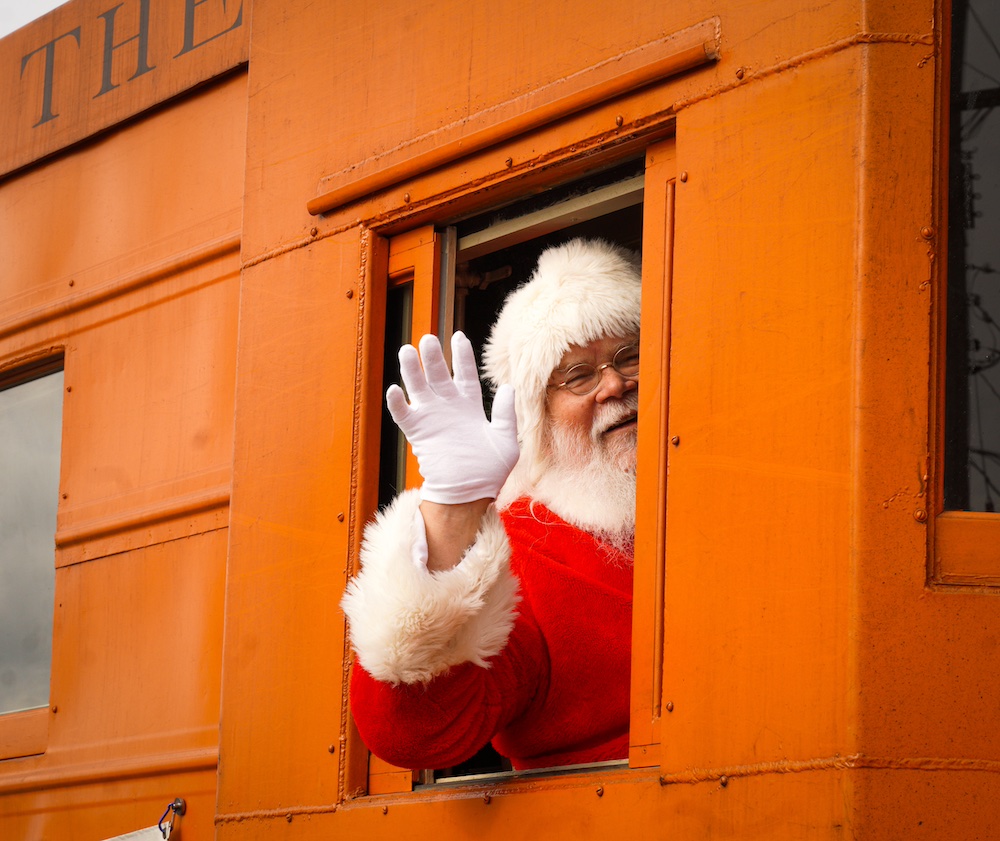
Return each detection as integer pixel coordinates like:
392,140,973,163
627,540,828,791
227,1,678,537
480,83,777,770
931,1,1000,589
367,227,445,796
933,512,1000,586
349,138,676,796
0,709,48,761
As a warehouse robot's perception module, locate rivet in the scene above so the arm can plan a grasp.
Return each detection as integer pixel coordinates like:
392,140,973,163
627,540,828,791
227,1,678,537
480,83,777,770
720,775,729,788
483,794,492,805
679,171,688,182
61,493,68,500
52,705,58,714
382,806,389,815
328,744,336,753
596,786,604,797
403,193,411,203
337,512,345,522
505,157,513,168
346,289,354,299
68,279,75,287
310,227,319,237
670,436,680,446
66,386,72,393
736,67,745,80
286,814,293,823
914,509,928,522
920,226,935,240
615,115,623,127
666,700,674,713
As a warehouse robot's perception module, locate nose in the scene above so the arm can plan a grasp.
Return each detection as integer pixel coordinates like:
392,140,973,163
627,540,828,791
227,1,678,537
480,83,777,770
593,364,637,402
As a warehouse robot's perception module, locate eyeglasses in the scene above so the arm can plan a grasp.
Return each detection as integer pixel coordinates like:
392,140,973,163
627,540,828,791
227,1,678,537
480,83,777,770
548,343,640,396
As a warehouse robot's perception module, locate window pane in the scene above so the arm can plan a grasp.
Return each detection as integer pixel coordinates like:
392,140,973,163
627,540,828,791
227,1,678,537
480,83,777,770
0,367,63,713
379,282,412,508
946,0,1000,511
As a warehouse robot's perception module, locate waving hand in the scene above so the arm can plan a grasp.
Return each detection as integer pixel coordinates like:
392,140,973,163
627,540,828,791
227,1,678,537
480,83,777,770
386,332,519,504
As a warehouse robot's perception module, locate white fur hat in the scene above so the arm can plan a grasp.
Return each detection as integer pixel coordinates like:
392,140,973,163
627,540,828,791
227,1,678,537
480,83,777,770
482,237,642,497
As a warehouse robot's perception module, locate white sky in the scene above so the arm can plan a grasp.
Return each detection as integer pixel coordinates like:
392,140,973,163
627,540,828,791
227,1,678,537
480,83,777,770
0,0,68,39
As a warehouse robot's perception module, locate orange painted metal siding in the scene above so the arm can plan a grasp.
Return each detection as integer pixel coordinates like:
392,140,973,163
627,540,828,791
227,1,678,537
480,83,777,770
0,41,245,835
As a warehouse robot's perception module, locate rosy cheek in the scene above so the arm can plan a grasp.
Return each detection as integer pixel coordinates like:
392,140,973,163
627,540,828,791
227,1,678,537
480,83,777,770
548,398,587,433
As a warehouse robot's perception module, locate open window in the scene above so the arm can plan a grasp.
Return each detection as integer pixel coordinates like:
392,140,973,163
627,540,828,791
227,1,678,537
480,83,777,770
362,139,675,793
936,0,1000,585
0,357,64,760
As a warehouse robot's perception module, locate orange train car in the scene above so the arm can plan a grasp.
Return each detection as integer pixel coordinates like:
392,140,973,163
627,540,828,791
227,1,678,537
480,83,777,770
1,0,998,838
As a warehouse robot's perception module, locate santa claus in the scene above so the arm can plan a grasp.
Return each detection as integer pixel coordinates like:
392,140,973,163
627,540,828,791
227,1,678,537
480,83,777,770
342,237,641,771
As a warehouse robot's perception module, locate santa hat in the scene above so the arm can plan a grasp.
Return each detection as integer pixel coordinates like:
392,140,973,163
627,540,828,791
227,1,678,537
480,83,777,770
482,237,642,501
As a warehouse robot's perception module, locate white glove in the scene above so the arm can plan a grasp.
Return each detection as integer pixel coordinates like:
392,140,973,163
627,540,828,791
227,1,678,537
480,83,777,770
387,331,519,504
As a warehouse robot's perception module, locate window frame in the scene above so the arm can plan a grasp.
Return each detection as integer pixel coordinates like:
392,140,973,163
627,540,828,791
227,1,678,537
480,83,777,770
932,0,1000,588
348,138,676,796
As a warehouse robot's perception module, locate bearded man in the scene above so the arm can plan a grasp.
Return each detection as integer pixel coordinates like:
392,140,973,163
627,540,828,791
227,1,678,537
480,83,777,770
342,237,641,771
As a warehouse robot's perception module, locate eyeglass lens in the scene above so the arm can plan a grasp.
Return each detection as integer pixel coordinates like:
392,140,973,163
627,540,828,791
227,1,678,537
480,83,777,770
561,344,640,395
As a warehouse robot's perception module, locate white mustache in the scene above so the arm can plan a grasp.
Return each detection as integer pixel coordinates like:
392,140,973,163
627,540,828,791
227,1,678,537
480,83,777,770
592,393,639,437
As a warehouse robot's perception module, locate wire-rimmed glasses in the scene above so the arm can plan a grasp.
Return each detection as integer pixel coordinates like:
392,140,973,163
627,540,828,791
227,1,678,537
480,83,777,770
548,343,640,396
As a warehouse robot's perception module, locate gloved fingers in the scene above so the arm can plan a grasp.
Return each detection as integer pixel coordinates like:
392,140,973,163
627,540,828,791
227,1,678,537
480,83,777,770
451,331,483,398
385,384,412,427
397,344,431,405
489,383,518,439
417,334,459,398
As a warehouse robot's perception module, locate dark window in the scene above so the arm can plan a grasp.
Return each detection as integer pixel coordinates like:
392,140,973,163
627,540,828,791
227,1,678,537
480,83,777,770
945,0,1000,511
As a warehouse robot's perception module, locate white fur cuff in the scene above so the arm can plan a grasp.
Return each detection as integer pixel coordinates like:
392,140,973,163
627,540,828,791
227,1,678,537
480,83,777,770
341,489,520,684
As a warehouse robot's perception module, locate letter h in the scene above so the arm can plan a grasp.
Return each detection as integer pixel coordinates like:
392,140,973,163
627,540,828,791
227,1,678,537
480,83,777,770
95,0,156,98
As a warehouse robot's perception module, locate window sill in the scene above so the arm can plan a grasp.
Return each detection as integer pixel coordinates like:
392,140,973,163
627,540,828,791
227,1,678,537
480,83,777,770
933,511,1000,588
0,707,48,760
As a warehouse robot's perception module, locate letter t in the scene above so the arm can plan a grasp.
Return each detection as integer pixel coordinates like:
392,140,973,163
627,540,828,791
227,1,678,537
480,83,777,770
20,28,82,127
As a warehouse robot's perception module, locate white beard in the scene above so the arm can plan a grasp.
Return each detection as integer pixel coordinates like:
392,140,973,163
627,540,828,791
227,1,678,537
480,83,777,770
530,393,638,555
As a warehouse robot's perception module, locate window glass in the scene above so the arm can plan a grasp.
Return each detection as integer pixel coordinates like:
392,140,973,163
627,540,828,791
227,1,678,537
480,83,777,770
0,364,63,714
945,0,1000,511
379,283,413,508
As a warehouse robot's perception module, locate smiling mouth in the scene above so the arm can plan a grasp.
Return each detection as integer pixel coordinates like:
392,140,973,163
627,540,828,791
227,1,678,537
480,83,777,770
602,412,638,435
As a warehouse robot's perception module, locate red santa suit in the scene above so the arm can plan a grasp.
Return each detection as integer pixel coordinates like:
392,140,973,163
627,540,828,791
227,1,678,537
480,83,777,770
345,490,633,771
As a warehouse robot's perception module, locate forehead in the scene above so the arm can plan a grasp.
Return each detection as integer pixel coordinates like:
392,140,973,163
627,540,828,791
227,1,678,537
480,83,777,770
555,334,636,369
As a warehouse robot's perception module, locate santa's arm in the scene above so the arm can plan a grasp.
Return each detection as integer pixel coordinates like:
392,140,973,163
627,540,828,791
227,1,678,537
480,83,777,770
342,489,533,769
344,491,543,770
420,497,492,572
348,604,545,770
351,616,547,768
341,488,520,684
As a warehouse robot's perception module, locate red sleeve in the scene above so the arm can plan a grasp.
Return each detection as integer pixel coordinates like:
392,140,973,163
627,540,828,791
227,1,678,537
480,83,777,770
349,606,548,770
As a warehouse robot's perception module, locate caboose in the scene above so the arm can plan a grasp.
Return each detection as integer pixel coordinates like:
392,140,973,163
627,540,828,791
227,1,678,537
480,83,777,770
1,0,998,837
